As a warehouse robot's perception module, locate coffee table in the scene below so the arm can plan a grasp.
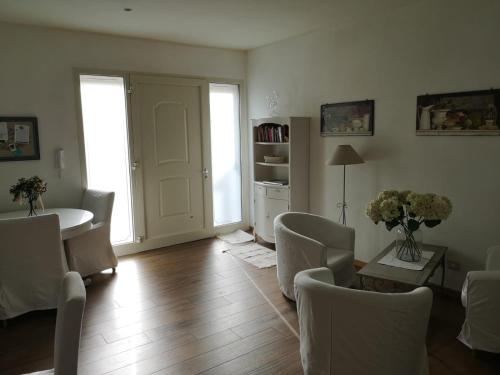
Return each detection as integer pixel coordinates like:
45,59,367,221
357,241,447,291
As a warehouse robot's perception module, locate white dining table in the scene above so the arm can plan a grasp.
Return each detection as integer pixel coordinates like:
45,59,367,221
0,208,94,240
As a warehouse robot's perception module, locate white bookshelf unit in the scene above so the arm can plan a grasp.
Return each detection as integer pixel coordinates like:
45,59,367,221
252,117,310,243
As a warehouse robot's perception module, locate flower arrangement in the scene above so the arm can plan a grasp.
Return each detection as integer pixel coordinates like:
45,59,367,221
366,190,452,262
9,176,47,216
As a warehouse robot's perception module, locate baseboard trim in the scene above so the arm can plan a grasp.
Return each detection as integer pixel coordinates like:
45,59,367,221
114,224,251,257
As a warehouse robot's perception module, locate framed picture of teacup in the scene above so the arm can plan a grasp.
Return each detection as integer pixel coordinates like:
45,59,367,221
321,100,374,136
416,89,500,135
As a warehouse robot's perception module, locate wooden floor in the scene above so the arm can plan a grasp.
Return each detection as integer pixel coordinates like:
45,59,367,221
1,237,499,374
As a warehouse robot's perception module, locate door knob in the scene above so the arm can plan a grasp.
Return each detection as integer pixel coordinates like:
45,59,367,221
131,160,140,170
202,168,209,179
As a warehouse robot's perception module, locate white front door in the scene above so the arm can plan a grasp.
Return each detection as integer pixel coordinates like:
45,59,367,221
130,75,212,246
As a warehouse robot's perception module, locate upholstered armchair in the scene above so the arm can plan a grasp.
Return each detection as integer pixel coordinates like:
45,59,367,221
458,246,500,353
294,267,433,375
65,189,118,277
274,212,355,300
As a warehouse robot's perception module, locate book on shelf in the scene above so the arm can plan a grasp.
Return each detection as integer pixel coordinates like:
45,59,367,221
256,123,289,143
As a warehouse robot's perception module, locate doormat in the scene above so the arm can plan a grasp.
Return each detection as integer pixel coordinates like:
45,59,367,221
217,229,254,244
223,243,276,269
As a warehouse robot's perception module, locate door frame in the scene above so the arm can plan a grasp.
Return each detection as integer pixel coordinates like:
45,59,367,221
74,69,249,256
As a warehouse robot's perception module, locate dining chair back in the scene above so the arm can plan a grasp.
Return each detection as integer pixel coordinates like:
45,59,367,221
65,189,118,277
0,214,67,320
81,189,114,225
24,272,86,375
53,272,86,374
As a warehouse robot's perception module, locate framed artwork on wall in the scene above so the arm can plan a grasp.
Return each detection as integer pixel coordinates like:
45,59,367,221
321,100,374,136
0,117,40,161
416,89,500,135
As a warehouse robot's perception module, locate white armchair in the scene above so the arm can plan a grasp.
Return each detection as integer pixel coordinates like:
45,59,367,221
274,212,355,300
65,189,118,277
0,214,67,320
294,267,433,375
458,246,500,353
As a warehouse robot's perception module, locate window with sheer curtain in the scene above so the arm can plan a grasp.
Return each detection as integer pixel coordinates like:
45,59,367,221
79,75,134,245
209,83,242,227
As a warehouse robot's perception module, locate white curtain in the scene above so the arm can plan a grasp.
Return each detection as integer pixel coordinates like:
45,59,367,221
209,83,242,226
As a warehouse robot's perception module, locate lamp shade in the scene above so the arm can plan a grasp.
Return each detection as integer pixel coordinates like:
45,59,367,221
327,145,364,166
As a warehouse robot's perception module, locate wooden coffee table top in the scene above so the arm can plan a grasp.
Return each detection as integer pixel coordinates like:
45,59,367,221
357,241,447,287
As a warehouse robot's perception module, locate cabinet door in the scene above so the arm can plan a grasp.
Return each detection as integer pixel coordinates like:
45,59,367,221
254,187,267,238
266,198,289,240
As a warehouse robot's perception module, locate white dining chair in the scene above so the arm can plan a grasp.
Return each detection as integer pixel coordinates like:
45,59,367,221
26,271,86,374
0,214,67,321
294,267,433,375
65,189,118,277
458,245,500,353
274,212,355,300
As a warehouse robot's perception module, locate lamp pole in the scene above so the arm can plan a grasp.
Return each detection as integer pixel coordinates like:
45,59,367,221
327,144,363,227
341,164,346,225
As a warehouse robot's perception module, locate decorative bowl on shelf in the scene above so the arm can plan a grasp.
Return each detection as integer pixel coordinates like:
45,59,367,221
263,155,285,163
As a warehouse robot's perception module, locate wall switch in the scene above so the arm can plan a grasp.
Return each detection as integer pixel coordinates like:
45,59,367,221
447,259,461,271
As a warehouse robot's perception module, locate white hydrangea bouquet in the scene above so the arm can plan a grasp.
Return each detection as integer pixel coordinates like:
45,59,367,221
366,190,452,262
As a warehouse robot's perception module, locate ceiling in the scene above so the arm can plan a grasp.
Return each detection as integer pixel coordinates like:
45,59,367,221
0,0,416,50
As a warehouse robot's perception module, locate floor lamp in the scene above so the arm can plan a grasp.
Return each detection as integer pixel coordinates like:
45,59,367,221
327,145,364,225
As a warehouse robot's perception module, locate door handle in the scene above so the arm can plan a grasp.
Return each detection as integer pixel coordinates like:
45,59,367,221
131,160,140,170
202,168,209,179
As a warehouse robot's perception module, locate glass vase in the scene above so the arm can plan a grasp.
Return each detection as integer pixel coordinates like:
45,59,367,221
396,227,422,262
27,196,38,217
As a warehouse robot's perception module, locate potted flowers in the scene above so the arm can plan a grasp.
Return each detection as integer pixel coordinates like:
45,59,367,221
366,190,452,262
9,176,47,217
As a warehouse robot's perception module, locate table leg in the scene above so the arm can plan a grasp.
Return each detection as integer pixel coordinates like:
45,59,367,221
440,254,446,291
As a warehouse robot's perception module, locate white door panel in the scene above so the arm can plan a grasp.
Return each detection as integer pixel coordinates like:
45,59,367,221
131,75,209,242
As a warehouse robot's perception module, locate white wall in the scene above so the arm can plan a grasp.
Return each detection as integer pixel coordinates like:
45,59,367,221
247,0,500,290
0,22,245,211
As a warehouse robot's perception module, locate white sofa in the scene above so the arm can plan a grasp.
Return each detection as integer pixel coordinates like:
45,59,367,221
294,267,433,375
458,246,500,353
274,212,355,300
